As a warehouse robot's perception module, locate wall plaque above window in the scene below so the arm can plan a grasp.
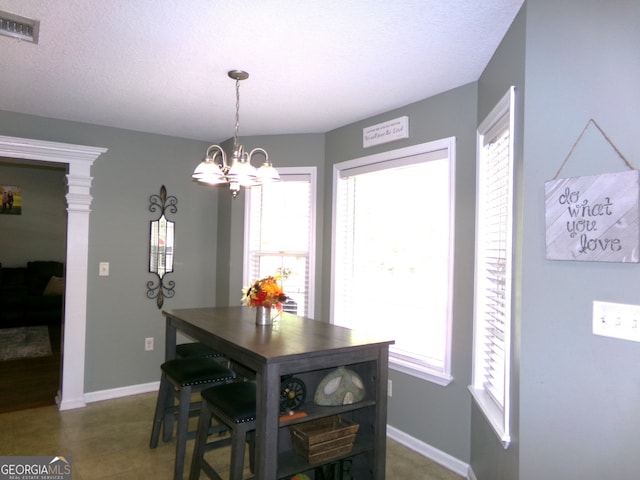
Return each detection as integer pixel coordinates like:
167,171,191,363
545,170,640,263
362,116,409,148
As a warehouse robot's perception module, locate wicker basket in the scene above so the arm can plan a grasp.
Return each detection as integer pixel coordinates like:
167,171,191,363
289,416,359,464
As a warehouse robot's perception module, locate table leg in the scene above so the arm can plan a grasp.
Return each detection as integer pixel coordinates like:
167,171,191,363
373,346,390,480
165,320,177,361
161,320,178,441
255,363,281,479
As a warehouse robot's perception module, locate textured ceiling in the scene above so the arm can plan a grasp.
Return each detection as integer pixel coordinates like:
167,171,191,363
0,0,524,143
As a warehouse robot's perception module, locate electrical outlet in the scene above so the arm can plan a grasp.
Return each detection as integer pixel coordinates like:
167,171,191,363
593,301,640,342
388,379,392,397
99,262,109,276
145,337,154,351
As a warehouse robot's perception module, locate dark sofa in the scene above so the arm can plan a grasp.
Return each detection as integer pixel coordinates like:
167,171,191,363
0,261,64,328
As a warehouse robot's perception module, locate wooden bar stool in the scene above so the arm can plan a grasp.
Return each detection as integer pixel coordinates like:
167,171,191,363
150,357,236,480
189,381,257,480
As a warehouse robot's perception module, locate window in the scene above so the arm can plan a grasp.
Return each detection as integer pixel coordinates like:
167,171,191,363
332,138,455,385
469,87,516,448
243,167,316,317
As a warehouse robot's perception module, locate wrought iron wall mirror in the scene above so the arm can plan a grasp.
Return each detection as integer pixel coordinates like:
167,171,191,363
147,185,177,308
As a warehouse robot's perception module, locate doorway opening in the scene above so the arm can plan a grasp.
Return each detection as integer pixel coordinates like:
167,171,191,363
0,135,107,410
0,161,66,413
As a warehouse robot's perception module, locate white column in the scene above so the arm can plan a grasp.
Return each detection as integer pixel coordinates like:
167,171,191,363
58,170,94,409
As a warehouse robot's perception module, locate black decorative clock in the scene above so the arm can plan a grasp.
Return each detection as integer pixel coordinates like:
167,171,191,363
279,376,306,413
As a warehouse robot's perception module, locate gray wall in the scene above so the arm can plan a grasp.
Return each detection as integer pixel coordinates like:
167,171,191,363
472,1,640,479
471,5,526,480
0,110,217,391
0,162,67,266
518,1,640,479
324,82,478,462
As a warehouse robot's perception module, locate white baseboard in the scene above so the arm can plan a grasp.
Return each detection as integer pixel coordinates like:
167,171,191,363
467,466,478,480
84,381,159,404
387,424,472,479
56,393,86,411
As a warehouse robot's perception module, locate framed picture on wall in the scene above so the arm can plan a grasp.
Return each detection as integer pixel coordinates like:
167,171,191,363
1,185,22,215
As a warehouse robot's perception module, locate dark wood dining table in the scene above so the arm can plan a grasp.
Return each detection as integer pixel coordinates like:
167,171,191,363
162,306,394,480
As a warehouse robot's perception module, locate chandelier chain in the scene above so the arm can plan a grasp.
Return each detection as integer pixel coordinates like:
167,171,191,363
234,78,241,151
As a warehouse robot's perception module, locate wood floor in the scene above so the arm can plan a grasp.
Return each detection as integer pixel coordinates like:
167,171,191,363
0,323,61,413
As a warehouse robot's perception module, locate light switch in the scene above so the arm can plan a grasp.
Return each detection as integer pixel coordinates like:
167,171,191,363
593,301,640,342
99,262,109,276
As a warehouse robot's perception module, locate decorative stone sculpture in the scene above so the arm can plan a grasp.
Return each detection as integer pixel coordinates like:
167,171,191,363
314,366,366,406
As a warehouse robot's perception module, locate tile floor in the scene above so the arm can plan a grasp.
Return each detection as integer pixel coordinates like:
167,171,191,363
0,392,463,479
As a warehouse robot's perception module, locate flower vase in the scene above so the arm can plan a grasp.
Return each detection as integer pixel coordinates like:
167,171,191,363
255,305,272,326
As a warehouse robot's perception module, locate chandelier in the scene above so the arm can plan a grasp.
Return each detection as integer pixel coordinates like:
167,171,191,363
192,70,280,198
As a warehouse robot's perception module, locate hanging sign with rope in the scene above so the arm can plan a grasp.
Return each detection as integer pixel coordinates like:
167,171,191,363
545,119,639,263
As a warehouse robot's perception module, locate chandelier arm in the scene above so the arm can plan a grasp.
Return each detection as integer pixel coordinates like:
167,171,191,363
205,145,228,169
247,147,269,166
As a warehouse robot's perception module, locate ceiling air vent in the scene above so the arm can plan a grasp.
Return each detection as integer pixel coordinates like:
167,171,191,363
0,10,39,44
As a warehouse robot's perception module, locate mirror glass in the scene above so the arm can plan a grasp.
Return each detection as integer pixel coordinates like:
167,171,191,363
150,214,175,277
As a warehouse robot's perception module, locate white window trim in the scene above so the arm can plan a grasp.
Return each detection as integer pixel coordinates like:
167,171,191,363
330,137,456,386
243,166,317,316
469,87,516,448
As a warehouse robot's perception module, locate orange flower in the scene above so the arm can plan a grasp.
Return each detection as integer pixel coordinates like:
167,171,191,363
241,276,287,309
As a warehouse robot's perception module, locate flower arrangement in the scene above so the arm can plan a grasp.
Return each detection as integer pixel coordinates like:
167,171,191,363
241,275,287,310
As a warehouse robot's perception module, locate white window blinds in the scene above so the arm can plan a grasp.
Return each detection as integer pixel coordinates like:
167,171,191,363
470,86,515,447
332,138,456,384
244,169,316,317
480,127,511,407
